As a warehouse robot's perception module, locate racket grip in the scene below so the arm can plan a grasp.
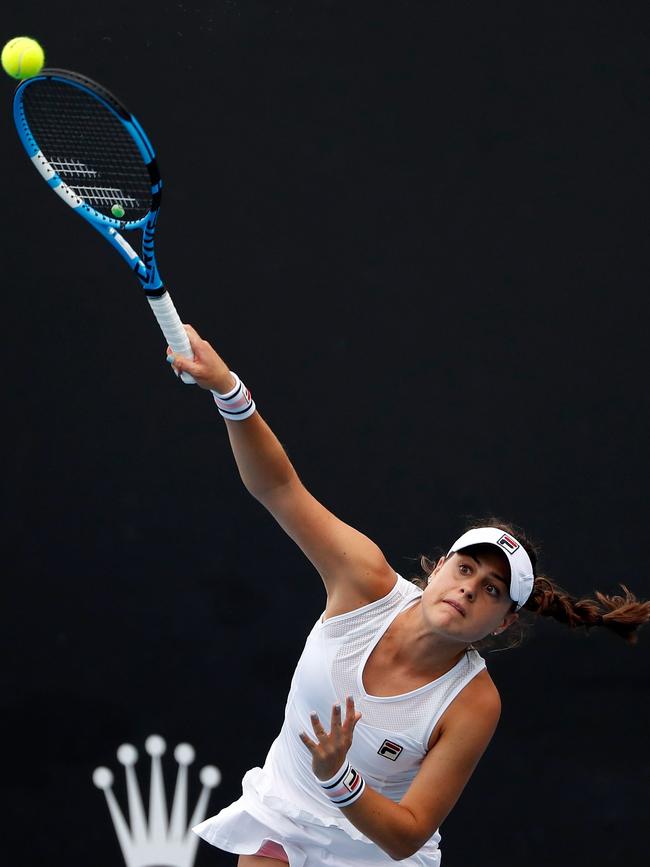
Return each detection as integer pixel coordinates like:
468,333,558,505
147,291,196,385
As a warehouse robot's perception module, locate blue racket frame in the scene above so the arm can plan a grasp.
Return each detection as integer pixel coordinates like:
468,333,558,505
13,68,165,295
12,68,195,381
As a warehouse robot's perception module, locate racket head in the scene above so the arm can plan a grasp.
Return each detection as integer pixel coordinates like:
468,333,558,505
13,68,161,230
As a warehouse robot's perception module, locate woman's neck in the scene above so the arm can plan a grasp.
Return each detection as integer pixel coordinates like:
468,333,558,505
389,600,469,678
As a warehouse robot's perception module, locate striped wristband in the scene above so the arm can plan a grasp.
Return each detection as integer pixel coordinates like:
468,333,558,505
320,759,366,807
211,372,256,421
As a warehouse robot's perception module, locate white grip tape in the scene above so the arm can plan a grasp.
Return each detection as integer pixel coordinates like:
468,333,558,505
147,292,195,385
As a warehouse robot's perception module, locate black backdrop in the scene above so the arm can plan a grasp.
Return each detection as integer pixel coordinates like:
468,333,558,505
2,2,649,866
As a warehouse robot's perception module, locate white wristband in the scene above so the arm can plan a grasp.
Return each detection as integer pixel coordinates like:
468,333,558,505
320,759,365,807
211,372,256,421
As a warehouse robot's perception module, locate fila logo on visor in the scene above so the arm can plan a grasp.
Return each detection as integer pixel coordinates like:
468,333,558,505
378,739,403,761
497,533,519,555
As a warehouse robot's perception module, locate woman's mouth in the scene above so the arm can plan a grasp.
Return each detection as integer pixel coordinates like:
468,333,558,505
443,599,466,617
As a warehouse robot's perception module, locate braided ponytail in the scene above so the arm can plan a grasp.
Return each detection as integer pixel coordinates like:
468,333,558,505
525,575,650,645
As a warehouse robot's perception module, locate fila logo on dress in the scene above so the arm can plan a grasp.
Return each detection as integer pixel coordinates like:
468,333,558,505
377,739,403,760
496,533,519,555
93,734,221,867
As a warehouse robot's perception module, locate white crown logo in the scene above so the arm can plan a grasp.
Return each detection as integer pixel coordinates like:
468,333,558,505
93,734,221,867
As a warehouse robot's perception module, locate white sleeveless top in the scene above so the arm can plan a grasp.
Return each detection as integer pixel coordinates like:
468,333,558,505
235,574,487,851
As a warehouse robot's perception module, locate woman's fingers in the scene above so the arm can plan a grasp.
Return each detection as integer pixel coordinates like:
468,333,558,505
298,731,318,750
310,712,327,741
182,323,204,350
299,700,362,779
167,352,200,378
165,347,180,377
305,700,361,748
343,696,362,730
324,698,363,734
165,331,210,381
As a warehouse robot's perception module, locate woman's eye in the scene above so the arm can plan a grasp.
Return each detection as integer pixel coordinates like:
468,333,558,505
486,584,500,597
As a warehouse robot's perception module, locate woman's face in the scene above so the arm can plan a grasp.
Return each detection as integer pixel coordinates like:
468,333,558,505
421,548,519,644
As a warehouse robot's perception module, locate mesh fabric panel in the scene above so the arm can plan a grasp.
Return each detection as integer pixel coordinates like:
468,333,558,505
22,79,152,221
324,581,485,739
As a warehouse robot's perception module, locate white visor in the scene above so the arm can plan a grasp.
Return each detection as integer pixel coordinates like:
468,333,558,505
447,527,534,610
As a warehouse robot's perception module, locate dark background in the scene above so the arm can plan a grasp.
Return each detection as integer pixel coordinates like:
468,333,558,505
2,2,649,865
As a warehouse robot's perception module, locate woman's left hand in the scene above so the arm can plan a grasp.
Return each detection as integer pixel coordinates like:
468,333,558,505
299,696,362,781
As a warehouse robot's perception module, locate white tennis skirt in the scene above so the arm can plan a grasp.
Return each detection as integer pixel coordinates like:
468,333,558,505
193,768,442,866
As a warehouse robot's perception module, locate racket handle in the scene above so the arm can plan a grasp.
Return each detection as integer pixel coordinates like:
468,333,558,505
147,291,196,385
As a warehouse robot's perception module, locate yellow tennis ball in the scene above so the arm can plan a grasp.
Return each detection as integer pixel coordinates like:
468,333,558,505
1,36,45,80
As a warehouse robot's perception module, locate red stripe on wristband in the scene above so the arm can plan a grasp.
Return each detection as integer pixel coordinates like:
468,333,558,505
321,761,366,806
211,372,256,420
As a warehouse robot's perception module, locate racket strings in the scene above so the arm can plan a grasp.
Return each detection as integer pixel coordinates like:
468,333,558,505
22,80,153,221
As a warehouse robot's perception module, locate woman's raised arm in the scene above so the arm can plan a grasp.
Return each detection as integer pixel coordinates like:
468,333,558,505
168,325,395,610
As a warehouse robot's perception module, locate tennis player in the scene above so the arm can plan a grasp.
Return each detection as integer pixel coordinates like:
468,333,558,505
167,326,649,866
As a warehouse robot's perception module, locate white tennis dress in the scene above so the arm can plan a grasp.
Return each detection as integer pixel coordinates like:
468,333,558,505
194,574,486,866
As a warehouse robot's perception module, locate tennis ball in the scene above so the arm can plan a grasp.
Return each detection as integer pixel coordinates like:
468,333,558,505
111,204,125,218
1,36,45,80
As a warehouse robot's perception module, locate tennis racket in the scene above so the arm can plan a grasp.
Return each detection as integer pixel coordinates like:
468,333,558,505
12,68,195,383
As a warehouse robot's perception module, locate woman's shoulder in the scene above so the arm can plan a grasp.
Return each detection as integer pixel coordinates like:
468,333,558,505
447,667,501,723
427,668,501,752
322,568,415,621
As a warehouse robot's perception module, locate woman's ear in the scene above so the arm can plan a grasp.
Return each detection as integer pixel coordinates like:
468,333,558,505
494,611,519,634
427,556,446,584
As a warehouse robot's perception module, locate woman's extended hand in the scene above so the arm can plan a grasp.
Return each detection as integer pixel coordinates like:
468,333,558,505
166,324,235,393
299,696,362,781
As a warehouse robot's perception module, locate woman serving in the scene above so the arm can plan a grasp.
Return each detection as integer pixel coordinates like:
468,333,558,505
167,326,649,867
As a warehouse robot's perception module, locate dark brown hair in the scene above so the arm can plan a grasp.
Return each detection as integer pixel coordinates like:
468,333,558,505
411,516,650,648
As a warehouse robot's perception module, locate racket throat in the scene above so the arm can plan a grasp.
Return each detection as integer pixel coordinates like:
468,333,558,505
104,225,162,293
